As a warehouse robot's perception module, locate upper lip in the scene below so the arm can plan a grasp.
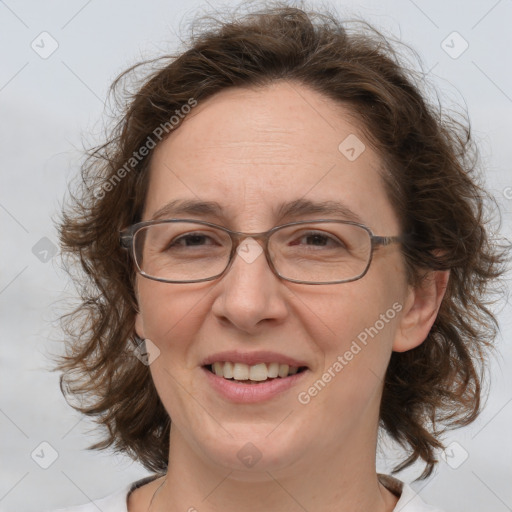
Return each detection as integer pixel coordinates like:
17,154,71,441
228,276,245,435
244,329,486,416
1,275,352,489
200,350,309,368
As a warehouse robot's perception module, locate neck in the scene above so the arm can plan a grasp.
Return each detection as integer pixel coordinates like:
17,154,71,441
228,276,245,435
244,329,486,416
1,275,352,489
148,424,398,512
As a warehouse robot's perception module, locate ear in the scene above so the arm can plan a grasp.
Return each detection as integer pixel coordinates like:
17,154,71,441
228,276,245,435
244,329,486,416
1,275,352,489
131,275,147,339
393,269,450,352
134,282,146,339
135,312,145,340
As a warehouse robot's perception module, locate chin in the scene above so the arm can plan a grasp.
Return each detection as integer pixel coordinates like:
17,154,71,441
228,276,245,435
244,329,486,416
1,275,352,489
195,428,304,477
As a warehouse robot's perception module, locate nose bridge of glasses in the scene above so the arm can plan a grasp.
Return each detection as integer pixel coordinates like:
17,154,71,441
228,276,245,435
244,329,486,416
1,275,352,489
228,227,271,253
231,232,271,269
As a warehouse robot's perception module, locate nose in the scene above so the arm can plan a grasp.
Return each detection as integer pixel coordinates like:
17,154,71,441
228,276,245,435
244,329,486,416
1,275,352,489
210,237,289,333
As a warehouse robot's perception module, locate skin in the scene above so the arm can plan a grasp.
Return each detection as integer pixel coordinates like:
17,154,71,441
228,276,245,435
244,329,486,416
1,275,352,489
130,81,449,512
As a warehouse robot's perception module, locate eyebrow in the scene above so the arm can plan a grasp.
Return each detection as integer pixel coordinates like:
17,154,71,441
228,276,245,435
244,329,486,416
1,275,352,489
150,198,364,225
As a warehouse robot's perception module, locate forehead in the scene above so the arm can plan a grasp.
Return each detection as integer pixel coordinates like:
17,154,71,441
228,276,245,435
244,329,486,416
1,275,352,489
144,81,399,233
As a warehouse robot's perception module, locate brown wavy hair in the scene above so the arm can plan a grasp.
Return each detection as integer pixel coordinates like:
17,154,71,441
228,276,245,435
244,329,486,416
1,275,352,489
57,3,509,478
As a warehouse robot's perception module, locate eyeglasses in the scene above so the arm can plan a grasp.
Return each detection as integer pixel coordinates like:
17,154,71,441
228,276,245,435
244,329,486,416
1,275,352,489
120,219,404,285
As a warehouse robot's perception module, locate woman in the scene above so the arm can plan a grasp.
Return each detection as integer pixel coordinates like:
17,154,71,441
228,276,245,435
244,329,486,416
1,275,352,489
55,4,508,511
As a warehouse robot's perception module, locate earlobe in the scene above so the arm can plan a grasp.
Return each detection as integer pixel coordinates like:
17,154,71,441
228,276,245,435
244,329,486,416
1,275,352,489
133,280,145,339
393,269,450,353
135,311,145,340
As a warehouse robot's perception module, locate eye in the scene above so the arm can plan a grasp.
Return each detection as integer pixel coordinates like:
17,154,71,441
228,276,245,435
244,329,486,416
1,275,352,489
167,232,219,249
289,230,346,249
172,233,215,246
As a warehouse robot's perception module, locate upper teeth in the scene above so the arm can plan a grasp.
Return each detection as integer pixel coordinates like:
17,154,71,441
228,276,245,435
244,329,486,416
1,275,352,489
211,362,300,381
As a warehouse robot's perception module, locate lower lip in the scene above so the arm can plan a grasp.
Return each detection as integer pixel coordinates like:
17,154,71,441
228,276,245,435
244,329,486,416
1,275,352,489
202,366,309,403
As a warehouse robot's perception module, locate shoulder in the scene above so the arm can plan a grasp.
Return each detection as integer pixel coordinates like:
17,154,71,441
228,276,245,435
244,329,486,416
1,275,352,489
48,474,444,512
379,475,446,512
46,476,160,512
396,483,445,512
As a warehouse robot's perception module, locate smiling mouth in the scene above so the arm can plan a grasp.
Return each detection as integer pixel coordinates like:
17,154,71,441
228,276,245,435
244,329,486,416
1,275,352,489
204,362,308,384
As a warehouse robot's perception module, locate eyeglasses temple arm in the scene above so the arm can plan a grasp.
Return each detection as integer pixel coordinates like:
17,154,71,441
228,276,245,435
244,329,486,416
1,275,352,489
120,231,133,249
372,235,407,248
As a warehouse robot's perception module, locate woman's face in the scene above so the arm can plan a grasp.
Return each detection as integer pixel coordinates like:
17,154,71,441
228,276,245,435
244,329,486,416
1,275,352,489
135,82,412,478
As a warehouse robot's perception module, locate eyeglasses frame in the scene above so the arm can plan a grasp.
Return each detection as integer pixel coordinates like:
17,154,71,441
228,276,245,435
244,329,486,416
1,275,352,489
120,218,405,285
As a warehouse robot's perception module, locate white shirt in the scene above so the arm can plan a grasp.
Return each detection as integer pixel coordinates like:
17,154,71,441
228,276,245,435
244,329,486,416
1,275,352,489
50,474,445,512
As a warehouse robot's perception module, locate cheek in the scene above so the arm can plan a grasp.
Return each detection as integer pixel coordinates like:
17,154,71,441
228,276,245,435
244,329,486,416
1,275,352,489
298,299,401,432
136,282,213,427
303,264,405,396
310,289,399,371
136,281,211,364
308,263,403,343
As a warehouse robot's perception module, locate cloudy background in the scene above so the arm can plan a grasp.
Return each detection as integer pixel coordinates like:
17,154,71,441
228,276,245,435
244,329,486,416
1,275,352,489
1,0,511,511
